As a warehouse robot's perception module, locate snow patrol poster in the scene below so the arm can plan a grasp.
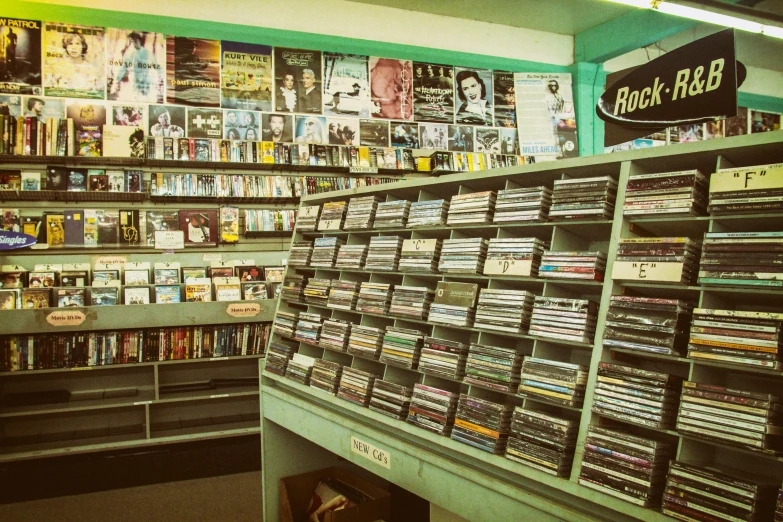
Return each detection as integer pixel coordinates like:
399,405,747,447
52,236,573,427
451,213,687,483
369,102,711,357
274,47,322,114
106,29,165,104
221,41,273,112
327,117,359,146
323,53,370,118
475,127,500,153
187,107,223,138
514,73,578,160
224,109,259,140
166,36,221,107
370,57,413,121
360,118,390,147
493,71,516,128
447,125,473,152
390,121,418,148
454,67,493,126
149,104,186,138
43,23,105,99
0,18,41,95
412,62,453,123
261,112,293,143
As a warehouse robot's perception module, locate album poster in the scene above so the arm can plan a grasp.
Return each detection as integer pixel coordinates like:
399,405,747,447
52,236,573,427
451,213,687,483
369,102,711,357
294,115,327,144
454,67,493,126
475,127,500,153
514,73,578,160
110,104,145,127
369,57,413,121
261,112,293,143
178,209,218,247
67,101,106,156
43,23,105,99
493,70,516,128
679,124,703,142
187,107,223,138
323,53,370,118
103,125,145,158
360,118,389,147
418,123,447,150
274,47,322,114
704,120,724,140
21,95,64,121
327,117,359,146
0,95,22,116
224,109,260,140
500,128,519,154
166,36,221,107
106,28,165,103
0,18,41,95
221,41,273,111
447,125,473,152
724,107,748,137
751,110,781,133
149,104,186,138
390,121,418,148
412,62,453,123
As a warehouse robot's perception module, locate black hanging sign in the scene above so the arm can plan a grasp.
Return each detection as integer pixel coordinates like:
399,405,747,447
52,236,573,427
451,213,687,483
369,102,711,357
598,29,746,146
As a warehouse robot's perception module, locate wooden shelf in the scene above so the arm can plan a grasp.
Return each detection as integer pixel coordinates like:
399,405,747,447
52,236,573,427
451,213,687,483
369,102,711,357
149,195,299,204
0,190,146,202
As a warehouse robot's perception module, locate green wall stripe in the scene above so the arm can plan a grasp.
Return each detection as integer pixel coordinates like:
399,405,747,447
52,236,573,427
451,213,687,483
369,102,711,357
739,92,783,114
7,0,568,73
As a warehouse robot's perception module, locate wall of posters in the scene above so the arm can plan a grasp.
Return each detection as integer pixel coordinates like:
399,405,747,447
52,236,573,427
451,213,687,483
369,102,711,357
106,29,165,103
166,36,220,107
221,41,272,112
454,67,493,126
514,73,578,160
43,23,104,99
413,62,453,123
370,57,413,121
275,47,322,115
323,53,370,118
0,18,41,95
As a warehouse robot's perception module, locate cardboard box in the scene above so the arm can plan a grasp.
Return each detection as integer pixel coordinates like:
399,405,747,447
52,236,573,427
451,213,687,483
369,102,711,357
279,467,391,522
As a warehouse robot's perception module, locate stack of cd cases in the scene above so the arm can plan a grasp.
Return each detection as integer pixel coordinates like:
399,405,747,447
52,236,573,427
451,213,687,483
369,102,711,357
343,195,380,230
519,358,587,407
529,296,598,344
375,199,410,228
265,341,295,376
698,231,783,288
407,199,449,227
451,394,512,454
389,286,434,320
676,380,783,455
428,282,478,327
687,308,782,370
285,353,316,385
549,176,617,221
369,380,413,420
273,311,298,338
539,251,606,281
319,319,351,352
447,191,496,225
307,360,341,394
288,241,313,266
603,296,692,356
365,236,404,271
310,237,344,268
337,367,378,407
380,327,425,369
293,312,323,344
303,278,331,307
335,244,367,270
281,275,306,302
593,362,682,429
356,282,392,314
347,325,384,359
663,460,780,521
579,425,674,508
407,384,459,436
473,288,534,333
614,237,701,285
493,186,552,223
464,343,523,392
399,238,441,272
505,407,578,477
623,169,707,216
326,280,360,311
318,201,347,230
438,238,488,274
419,336,468,380
483,237,546,277
296,205,320,231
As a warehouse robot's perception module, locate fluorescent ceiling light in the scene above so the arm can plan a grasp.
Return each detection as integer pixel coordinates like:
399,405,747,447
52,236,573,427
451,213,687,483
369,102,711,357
603,0,783,39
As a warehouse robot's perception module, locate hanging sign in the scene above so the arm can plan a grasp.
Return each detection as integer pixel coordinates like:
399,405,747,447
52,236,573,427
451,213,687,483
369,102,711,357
0,231,37,250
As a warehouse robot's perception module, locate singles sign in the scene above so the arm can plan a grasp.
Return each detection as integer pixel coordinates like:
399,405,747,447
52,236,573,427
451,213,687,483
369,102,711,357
598,29,746,146
0,231,37,250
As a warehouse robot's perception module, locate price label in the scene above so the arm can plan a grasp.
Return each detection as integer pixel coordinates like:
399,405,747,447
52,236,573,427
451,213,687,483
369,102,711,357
612,261,685,282
210,394,230,399
133,401,152,406
350,436,391,469
226,303,262,318
483,259,533,277
318,219,341,231
349,166,379,174
95,256,127,268
154,231,185,250
46,310,86,327
401,239,438,252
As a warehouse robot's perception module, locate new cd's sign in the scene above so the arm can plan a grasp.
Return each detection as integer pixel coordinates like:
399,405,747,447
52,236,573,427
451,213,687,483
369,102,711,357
597,29,746,141
0,231,37,250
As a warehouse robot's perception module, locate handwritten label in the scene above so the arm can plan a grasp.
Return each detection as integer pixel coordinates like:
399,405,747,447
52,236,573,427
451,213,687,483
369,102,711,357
71,366,92,371
612,261,685,282
226,303,262,317
318,219,341,231
46,310,86,327
154,230,185,250
299,205,320,218
401,239,438,253
350,436,391,469
133,401,152,406
96,256,127,267
483,259,533,277
349,166,379,174
210,394,230,399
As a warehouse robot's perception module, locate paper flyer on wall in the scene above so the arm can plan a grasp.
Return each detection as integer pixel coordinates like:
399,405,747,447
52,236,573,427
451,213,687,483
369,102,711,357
0,18,42,95
166,36,221,107
106,28,165,103
221,41,272,112
514,73,578,161
43,23,105,99
323,53,370,118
